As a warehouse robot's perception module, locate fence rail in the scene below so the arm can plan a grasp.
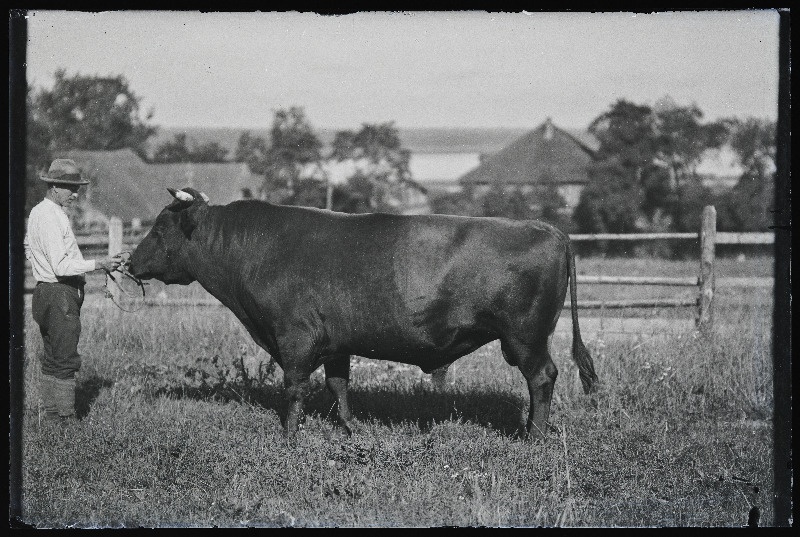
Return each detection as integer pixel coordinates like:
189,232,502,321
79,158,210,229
569,231,774,245
576,275,698,286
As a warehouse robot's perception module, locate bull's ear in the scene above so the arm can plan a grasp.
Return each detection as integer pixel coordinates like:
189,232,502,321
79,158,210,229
177,203,203,239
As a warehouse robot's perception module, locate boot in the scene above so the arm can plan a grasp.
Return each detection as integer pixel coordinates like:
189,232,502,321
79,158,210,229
52,377,77,419
41,374,59,421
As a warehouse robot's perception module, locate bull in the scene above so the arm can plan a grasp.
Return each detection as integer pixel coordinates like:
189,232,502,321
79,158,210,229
128,187,598,440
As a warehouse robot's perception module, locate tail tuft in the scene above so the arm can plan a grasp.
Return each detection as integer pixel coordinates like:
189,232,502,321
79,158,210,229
574,333,598,395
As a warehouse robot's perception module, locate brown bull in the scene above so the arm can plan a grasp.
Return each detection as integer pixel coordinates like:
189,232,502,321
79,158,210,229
128,188,598,440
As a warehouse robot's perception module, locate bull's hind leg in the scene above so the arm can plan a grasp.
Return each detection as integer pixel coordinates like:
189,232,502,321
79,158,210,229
324,354,354,436
502,338,558,441
430,364,450,389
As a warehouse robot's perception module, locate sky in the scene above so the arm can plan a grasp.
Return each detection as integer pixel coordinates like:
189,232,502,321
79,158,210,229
24,10,782,131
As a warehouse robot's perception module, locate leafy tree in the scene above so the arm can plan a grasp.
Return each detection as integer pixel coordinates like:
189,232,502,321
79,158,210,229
152,133,229,163
328,122,414,213
578,97,734,254
481,187,533,220
715,117,777,232
190,140,228,163
152,133,191,163
724,117,776,178
536,185,571,231
235,131,269,173
261,106,323,201
573,159,642,234
330,122,411,181
26,84,52,213
652,99,728,229
589,99,658,173
33,69,156,157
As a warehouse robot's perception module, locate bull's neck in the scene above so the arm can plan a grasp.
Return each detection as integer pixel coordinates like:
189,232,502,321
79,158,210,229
182,205,239,303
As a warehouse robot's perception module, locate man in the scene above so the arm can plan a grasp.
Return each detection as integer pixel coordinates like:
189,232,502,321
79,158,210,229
24,158,123,422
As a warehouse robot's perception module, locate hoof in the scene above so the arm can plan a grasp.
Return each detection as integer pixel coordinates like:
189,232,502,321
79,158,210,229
325,426,351,442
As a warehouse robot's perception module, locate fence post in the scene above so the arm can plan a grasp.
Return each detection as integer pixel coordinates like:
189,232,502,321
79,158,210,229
107,217,123,304
697,205,716,333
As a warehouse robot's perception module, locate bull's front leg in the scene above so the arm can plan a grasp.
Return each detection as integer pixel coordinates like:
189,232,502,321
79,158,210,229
324,354,354,436
283,367,311,441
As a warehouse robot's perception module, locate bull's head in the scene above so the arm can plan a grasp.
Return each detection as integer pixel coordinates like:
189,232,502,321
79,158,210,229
128,187,209,285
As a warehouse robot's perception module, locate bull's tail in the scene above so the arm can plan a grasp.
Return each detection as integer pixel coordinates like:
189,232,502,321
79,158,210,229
566,240,598,394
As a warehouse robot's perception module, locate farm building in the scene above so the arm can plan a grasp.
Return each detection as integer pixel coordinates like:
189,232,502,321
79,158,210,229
458,118,599,212
60,149,263,226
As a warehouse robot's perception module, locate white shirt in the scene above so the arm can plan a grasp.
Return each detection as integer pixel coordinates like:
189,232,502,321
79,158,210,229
24,198,96,283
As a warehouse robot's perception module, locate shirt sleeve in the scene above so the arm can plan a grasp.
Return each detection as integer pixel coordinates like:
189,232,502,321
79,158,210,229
34,209,96,276
23,233,32,261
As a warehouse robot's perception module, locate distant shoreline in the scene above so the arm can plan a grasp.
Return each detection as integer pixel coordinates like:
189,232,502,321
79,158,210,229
146,125,534,156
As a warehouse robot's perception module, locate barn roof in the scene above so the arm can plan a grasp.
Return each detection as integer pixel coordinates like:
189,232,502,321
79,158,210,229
62,149,263,223
458,119,597,186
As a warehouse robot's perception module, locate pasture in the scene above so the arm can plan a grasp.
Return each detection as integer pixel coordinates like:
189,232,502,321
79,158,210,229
18,255,775,528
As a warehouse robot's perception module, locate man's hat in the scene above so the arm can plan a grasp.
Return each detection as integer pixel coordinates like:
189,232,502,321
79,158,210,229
39,159,89,185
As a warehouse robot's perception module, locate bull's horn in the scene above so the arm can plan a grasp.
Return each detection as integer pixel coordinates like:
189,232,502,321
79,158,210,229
174,190,195,202
199,192,209,202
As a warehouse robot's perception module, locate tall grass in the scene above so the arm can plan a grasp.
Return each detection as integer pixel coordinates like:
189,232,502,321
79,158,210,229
19,256,775,527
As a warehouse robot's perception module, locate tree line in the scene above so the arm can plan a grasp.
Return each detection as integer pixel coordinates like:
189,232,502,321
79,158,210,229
25,70,776,249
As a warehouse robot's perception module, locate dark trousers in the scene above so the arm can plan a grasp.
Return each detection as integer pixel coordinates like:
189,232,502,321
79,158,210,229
31,280,84,380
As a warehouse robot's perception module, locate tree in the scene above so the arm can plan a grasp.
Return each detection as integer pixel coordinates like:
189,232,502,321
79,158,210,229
589,99,658,173
573,159,644,255
330,122,411,181
481,186,534,220
152,133,191,163
329,122,413,213
724,116,776,178
651,98,728,229
235,131,268,173
260,107,323,201
25,84,53,213
537,185,572,232
573,159,643,234
33,69,157,157
715,117,777,232
579,97,734,254
152,133,229,163
190,140,229,163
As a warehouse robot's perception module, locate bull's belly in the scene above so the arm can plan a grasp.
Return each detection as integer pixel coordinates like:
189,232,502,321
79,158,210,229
337,329,496,372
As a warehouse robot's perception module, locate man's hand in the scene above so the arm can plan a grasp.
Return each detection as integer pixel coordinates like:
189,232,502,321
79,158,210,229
117,251,132,267
97,255,122,273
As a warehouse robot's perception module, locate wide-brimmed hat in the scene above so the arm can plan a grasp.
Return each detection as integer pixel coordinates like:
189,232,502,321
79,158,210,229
39,158,89,185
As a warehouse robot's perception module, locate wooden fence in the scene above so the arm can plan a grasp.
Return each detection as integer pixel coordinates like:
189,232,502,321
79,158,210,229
569,206,773,332
25,207,774,332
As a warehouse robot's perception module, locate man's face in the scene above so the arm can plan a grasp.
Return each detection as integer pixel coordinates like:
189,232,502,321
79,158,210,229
51,183,81,207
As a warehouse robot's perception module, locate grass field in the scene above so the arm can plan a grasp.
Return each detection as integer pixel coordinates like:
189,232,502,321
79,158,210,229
18,256,777,528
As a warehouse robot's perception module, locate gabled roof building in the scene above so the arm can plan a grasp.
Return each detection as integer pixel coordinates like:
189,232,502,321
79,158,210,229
458,118,597,210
